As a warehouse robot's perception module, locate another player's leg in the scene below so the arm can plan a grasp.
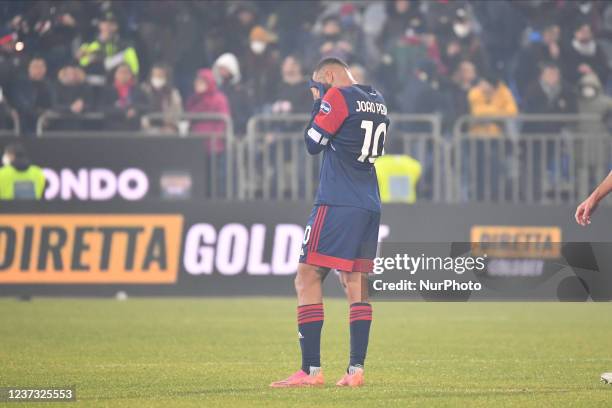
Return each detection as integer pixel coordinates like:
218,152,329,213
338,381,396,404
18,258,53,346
602,373,612,384
336,271,371,387
270,263,328,388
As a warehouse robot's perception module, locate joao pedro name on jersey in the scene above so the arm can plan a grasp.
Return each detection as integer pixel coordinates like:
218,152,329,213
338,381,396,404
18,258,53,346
306,84,389,212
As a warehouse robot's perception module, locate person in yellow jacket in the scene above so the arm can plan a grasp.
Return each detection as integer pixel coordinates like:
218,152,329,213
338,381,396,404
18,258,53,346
375,155,422,203
467,72,518,137
76,14,139,80
0,143,45,200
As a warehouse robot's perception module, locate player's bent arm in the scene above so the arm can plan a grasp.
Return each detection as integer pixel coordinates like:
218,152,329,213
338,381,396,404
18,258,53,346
590,171,612,203
303,98,330,155
303,87,349,155
304,126,329,155
307,87,349,152
575,170,612,225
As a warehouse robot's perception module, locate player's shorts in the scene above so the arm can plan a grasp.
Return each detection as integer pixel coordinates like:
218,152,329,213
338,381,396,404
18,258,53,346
299,204,380,273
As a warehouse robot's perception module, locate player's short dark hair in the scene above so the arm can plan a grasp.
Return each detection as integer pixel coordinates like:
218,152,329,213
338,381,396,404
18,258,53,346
315,57,349,73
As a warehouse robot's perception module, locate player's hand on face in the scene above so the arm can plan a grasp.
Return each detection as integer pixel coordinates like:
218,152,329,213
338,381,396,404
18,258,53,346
310,73,321,100
310,87,320,100
575,196,597,226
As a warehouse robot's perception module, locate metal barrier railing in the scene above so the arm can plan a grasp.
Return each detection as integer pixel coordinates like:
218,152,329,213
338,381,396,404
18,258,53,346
244,113,445,201
388,113,447,202
36,111,104,137
36,111,235,200
245,113,312,200
451,114,610,204
37,111,233,136
3,109,20,136
235,138,248,201
141,112,236,201
0,109,21,136
27,111,612,205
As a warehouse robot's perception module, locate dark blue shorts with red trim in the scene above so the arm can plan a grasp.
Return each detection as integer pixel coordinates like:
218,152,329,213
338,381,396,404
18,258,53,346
299,204,380,273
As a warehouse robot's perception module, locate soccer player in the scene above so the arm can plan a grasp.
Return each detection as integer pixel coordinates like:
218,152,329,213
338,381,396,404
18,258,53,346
270,57,389,388
575,171,612,384
575,170,612,226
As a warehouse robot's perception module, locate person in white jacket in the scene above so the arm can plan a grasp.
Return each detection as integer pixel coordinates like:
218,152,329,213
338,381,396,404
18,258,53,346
212,53,253,135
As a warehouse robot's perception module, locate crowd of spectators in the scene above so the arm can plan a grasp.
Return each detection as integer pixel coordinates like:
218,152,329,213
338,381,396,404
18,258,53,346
0,0,610,137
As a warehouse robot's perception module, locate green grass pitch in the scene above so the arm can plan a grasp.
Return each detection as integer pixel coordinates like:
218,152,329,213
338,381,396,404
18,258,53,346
1,298,611,407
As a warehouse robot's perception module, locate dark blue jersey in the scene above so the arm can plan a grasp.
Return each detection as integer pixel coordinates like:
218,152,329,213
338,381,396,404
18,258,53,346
304,84,389,212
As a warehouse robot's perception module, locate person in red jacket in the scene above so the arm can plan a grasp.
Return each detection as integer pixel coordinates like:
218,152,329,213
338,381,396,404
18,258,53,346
186,68,231,153
185,68,232,197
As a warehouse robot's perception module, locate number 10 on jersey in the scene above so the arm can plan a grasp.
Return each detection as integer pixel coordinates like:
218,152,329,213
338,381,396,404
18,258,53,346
359,120,386,163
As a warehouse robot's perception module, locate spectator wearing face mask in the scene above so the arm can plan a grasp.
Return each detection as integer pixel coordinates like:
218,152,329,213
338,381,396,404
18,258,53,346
562,22,609,85
186,68,231,151
437,6,488,76
576,73,612,185
140,64,183,134
212,52,253,135
242,26,280,108
577,73,612,135
10,57,52,135
271,55,311,114
186,68,232,197
225,2,259,62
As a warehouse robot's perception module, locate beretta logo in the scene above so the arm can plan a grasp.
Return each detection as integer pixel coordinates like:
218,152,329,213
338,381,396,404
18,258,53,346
470,225,562,259
0,215,183,284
